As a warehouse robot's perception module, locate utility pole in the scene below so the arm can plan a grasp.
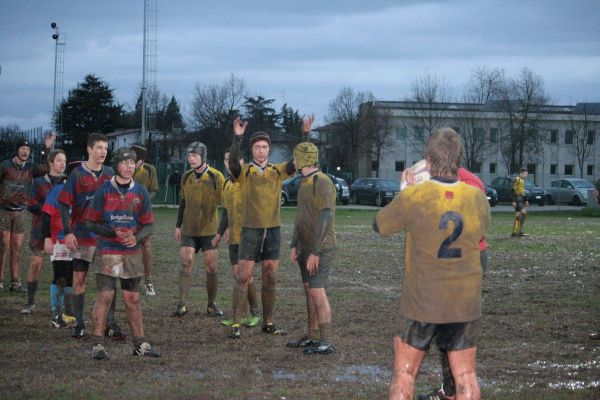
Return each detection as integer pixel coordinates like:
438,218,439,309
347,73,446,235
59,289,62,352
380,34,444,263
51,22,65,133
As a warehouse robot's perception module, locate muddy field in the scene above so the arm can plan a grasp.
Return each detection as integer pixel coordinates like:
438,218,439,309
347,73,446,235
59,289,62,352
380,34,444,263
1,208,599,399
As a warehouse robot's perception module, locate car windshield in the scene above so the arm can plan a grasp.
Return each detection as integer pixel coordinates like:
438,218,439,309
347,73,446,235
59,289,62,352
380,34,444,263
376,180,399,189
573,180,594,189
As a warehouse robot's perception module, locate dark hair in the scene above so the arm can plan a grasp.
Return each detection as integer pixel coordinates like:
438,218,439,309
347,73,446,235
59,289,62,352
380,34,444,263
425,127,463,178
131,143,147,161
519,167,528,174
47,149,66,164
87,133,108,148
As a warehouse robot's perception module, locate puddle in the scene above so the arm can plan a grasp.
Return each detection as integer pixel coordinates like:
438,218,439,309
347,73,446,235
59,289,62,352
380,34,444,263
335,364,390,383
272,369,299,381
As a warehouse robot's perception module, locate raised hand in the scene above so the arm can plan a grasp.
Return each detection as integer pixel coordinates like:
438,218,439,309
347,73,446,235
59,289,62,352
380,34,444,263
302,113,315,134
44,131,57,149
233,117,248,137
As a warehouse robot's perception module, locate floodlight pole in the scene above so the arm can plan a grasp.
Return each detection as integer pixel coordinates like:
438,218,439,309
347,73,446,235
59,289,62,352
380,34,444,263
51,23,60,130
141,0,148,143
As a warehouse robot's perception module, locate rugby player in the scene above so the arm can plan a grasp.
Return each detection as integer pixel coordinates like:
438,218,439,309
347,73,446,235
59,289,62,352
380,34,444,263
511,168,529,237
374,128,491,400
173,142,225,318
86,147,160,359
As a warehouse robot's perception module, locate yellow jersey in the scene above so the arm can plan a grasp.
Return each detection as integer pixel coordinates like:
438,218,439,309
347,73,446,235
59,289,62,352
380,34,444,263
180,166,224,236
222,178,242,245
133,163,159,193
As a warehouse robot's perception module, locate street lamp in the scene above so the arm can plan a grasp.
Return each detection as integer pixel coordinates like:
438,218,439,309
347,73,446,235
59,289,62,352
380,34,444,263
51,22,60,130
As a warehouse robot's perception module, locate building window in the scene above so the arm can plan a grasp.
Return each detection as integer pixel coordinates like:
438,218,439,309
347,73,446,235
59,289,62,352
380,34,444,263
395,127,407,141
527,163,537,175
588,130,595,145
489,163,496,174
490,128,498,143
587,165,594,176
395,160,405,172
550,129,558,144
564,164,574,175
565,130,574,144
550,164,557,175
413,126,424,141
371,161,379,171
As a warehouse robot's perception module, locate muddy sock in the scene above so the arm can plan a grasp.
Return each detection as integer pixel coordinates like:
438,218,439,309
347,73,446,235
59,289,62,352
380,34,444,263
206,271,218,306
440,348,456,396
261,287,275,324
107,292,117,327
178,269,192,305
233,287,247,325
319,322,332,342
27,280,38,306
50,284,60,314
310,329,320,340
64,287,74,316
73,293,85,327
512,216,520,234
519,214,526,232
247,281,259,315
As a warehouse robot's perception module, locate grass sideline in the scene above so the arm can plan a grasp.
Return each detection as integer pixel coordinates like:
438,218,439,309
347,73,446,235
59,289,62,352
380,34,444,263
1,208,599,399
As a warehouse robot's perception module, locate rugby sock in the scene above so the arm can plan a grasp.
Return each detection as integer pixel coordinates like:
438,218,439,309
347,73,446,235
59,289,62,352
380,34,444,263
233,287,247,325
512,217,520,234
57,287,65,314
27,280,38,306
64,287,74,316
247,281,259,315
133,336,147,349
520,213,527,233
310,329,320,340
261,287,276,324
318,322,332,342
50,284,60,314
73,293,85,327
440,349,456,396
107,292,117,327
179,269,192,305
206,271,218,306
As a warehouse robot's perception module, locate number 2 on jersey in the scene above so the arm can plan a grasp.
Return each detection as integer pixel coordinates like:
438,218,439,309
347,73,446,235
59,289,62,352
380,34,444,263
437,211,463,259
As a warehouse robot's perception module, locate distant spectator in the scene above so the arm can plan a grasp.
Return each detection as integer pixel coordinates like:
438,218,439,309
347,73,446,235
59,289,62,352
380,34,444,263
168,169,182,205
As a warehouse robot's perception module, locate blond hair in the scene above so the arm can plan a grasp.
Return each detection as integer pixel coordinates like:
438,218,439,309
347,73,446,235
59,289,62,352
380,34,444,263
425,127,463,178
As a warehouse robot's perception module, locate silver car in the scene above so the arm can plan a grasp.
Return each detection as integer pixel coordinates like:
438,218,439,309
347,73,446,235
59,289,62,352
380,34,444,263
547,178,595,206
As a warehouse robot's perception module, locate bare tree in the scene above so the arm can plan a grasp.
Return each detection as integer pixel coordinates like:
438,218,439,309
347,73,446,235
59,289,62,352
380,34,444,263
360,102,394,177
567,103,600,178
406,72,452,156
495,68,550,174
189,74,246,162
325,87,374,180
453,66,504,171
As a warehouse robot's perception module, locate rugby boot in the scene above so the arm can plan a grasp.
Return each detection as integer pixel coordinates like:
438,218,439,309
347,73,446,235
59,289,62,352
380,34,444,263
105,324,127,341
417,388,455,400
71,325,85,339
20,304,35,314
9,280,26,293
242,315,260,327
227,325,241,339
62,314,76,327
0,282,4,290
286,336,317,348
145,283,156,296
262,322,287,336
206,303,223,317
51,314,67,329
91,344,109,360
133,342,161,357
303,342,336,355
173,304,189,317
590,332,600,340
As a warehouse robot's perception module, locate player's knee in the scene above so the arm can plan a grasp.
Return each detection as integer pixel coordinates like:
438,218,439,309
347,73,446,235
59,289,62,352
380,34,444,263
235,271,251,287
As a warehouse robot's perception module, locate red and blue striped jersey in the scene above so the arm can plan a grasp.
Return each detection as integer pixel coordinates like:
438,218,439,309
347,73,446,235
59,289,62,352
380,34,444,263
42,183,67,243
28,174,62,249
86,178,153,255
58,163,113,246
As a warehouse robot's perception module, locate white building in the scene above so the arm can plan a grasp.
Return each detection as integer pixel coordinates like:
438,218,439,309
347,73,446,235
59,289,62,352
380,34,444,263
361,101,600,187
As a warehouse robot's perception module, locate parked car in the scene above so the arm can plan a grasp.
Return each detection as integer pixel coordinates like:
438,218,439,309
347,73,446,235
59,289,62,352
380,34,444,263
489,176,550,206
546,178,595,206
281,173,350,206
349,178,400,207
485,185,498,207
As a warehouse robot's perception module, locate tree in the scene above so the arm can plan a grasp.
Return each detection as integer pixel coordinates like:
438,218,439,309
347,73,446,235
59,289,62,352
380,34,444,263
189,74,246,163
0,124,23,160
243,96,279,134
495,68,550,174
279,103,303,140
163,96,185,132
405,72,453,156
325,87,374,180
567,103,600,178
57,74,124,156
360,102,394,177
453,66,504,171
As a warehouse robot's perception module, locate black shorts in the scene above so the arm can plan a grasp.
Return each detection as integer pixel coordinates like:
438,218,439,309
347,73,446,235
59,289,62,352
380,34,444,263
238,227,280,261
514,195,526,212
397,316,480,351
228,244,239,265
298,250,333,289
96,274,143,292
72,258,91,273
181,234,216,253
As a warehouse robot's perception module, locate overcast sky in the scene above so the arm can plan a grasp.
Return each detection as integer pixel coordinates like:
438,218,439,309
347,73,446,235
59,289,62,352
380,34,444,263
1,0,599,131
